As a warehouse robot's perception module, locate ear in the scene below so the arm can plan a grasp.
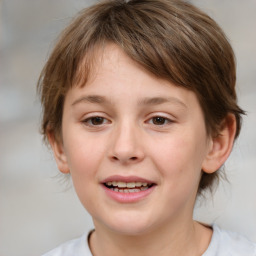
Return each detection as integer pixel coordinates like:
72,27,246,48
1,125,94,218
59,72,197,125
202,114,237,174
47,131,70,174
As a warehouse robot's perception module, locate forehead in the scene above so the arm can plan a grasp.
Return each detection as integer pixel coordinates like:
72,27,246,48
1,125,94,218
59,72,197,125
76,43,148,86
68,44,201,112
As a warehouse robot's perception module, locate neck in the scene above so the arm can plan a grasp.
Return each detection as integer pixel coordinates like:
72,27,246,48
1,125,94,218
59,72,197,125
90,220,212,256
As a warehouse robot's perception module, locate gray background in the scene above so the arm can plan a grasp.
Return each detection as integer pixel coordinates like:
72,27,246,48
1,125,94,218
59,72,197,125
0,1,255,255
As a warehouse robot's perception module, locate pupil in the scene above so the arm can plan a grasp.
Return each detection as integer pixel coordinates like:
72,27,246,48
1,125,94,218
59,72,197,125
153,117,165,125
92,117,103,125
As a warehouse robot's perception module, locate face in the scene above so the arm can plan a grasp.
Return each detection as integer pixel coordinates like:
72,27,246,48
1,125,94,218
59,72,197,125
54,44,214,235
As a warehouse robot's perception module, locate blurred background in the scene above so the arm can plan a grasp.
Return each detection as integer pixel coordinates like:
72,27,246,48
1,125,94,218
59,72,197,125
0,0,255,255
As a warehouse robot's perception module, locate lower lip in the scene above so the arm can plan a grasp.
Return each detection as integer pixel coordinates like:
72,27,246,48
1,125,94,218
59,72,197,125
101,185,156,203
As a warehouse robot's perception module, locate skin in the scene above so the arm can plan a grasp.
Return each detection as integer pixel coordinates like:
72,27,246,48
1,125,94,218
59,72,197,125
49,44,236,256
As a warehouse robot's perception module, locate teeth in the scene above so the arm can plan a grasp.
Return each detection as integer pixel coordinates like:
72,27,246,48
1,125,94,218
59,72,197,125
117,181,126,188
110,187,148,193
135,182,142,187
105,181,150,188
127,182,135,188
106,181,152,193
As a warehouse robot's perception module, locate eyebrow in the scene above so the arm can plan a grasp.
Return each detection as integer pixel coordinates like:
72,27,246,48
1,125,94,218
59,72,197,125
72,95,108,106
72,95,187,109
138,97,187,108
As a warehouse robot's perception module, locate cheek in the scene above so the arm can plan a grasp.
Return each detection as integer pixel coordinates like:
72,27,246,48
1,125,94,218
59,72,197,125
63,130,105,190
64,127,104,169
143,135,205,218
149,132,206,188
63,134,105,211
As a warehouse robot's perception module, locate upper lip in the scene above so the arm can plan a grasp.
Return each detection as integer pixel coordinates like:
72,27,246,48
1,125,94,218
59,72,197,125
101,175,156,184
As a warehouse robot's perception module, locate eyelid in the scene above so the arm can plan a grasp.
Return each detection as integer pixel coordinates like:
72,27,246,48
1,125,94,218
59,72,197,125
83,117,108,125
81,113,111,127
145,113,175,126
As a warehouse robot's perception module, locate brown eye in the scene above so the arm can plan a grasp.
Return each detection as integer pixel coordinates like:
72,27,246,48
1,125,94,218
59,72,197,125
91,117,104,125
152,116,167,125
83,116,107,126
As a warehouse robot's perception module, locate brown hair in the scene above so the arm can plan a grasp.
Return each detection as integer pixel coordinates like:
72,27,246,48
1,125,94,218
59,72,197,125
37,0,245,194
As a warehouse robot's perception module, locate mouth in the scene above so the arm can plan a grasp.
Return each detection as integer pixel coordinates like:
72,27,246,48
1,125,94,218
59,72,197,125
104,181,154,193
101,175,156,202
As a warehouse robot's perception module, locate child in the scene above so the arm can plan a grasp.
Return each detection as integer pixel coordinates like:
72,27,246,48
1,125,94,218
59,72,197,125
38,0,256,255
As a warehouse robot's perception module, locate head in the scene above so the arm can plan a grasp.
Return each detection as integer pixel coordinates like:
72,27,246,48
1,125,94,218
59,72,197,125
38,0,244,196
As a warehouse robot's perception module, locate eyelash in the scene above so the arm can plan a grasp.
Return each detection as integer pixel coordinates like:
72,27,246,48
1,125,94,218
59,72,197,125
82,114,174,128
146,116,173,126
82,116,110,127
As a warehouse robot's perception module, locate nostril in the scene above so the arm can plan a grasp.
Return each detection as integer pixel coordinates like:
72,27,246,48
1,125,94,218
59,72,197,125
111,156,138,162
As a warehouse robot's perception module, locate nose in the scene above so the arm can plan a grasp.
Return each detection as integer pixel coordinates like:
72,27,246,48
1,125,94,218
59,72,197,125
109,121,145,165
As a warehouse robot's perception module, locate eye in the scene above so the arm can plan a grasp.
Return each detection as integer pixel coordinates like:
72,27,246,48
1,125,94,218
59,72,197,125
148,116,172,126
83,116,109,126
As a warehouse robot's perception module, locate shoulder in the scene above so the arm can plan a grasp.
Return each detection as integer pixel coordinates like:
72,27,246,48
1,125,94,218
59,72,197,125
42,233,92,256
203,224,256,256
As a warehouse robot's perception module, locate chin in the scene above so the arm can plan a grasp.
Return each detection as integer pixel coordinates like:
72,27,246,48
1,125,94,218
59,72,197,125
102,212,157,236
111,224,153,236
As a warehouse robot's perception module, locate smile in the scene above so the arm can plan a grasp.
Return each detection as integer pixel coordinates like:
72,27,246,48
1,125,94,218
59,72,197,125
101,176,156,203
104,181,153,193
101,175,156,202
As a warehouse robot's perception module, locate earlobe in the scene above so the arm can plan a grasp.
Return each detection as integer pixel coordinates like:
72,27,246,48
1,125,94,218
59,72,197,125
47,131,70,174
202,114,237,174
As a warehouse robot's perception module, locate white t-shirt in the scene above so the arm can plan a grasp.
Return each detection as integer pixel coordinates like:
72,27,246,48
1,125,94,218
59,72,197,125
42,225,256,256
